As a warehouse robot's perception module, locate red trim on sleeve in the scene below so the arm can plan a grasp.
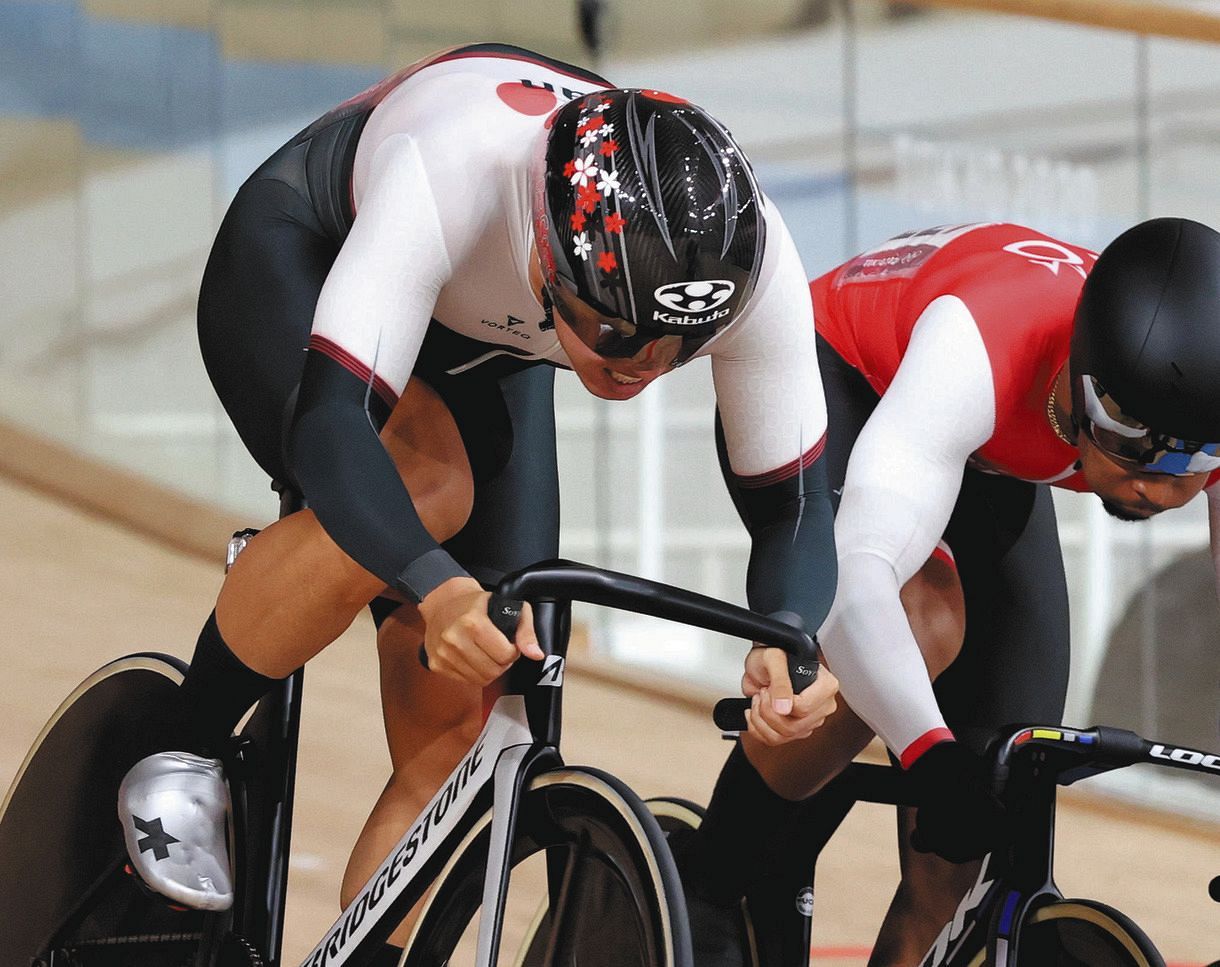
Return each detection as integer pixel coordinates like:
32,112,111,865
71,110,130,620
900,727,956,770
307,335,400,409
930,541,957,572
736,432,827,490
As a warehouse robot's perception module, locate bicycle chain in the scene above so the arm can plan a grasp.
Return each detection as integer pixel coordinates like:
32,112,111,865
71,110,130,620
71,932,205,946
49,932,264,967
221,935,266,967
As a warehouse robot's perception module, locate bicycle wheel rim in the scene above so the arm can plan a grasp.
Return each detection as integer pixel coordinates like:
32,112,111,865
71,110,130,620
0,654,219,967
1012,899,1165,967
404,767,688,967
510,794,706,967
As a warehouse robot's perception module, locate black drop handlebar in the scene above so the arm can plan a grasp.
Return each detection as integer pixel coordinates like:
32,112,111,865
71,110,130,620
491,560,820,731
494,560,816,657
489,564,1220,814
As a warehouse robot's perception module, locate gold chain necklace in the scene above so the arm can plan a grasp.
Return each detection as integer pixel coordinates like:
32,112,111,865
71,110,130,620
1047,384,1072,444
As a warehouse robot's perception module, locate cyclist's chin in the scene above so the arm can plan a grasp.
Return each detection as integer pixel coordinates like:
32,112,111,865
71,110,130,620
1099,497,1156,522
575,363,660,401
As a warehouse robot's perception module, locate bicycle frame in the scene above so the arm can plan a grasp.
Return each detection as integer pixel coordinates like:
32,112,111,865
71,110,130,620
900,724,1220,967
290,598,572,967
229,668,306,964
225,553,816,967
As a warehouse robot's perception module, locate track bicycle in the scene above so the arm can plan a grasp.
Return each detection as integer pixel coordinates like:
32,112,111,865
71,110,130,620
877,723,1220,967
0,492,820,967
764,724,1220,966
517,721,1220,966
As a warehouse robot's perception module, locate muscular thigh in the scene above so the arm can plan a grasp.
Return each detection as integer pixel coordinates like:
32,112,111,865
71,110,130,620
375,606,481,770
379,378,475,545
198,174,338,484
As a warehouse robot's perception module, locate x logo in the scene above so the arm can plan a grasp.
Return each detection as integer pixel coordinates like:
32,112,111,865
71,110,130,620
133,815,180,861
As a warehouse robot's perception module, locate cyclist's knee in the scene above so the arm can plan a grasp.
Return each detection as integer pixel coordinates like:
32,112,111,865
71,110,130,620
870,855,982,967
392,682,482,742
895,806,983,918
375,601,426,643
900,554,965,680
281,509,388,606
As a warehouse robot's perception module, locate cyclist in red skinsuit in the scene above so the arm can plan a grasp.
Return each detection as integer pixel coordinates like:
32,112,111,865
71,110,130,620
814,223,1220,492
687,220,1220,965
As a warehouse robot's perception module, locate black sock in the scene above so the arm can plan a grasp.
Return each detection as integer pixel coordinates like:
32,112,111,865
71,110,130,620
684,743,807,904
368,944,404,967
175,610,281,756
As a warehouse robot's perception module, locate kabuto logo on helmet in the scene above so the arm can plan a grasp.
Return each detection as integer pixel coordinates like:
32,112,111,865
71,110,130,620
654,280,736,313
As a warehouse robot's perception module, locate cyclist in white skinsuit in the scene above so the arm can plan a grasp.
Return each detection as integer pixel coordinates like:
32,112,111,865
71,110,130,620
117,44,841,962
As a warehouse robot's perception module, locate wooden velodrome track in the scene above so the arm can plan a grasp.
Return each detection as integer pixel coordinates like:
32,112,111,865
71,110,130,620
0,472,1217,965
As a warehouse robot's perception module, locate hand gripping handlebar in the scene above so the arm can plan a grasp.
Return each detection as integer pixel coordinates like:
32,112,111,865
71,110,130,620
490,560,819,731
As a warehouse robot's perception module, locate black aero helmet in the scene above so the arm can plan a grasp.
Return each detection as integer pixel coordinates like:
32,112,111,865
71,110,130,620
532,88,765,366
1070,217,1220,475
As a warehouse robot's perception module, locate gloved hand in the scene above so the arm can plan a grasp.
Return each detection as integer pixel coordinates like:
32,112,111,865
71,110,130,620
907,740,1005,863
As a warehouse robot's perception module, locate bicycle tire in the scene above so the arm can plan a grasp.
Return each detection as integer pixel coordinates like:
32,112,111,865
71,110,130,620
0,654,225,967
510,796,707,967
645,799,769,967
403,767,692,967
965,898,1165,967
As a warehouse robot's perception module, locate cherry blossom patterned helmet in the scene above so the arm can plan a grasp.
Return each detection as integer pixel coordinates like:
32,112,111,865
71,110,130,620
531,88,766,366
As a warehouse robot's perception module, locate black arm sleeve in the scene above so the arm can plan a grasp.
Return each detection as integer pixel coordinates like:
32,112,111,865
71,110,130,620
287,350,470,601
715,412,837,635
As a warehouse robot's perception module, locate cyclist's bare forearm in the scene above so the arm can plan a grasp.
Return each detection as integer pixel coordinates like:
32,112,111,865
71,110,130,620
743,696,875,799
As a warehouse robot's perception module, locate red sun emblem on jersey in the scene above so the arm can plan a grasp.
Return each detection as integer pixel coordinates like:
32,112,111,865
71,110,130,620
496,82,558,116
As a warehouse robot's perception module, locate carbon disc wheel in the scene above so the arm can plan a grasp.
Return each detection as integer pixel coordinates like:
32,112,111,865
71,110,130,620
403,767,691,967
0,654,225,967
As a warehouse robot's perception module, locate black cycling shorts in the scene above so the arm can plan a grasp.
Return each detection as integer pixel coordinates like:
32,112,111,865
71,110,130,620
196,120,560,593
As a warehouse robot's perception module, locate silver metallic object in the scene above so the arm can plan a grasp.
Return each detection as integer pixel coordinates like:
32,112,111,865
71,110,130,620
118,751,234,911
225,528,260,573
